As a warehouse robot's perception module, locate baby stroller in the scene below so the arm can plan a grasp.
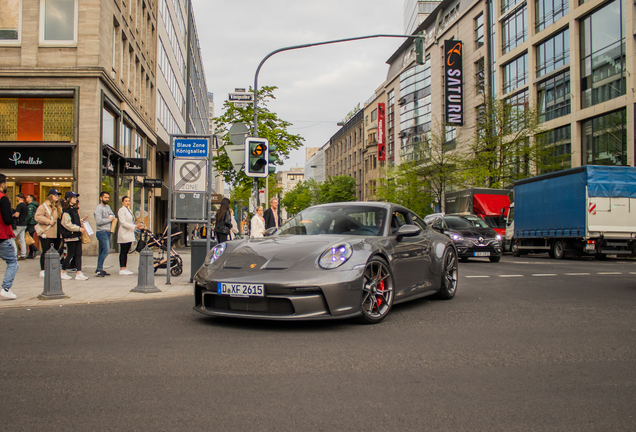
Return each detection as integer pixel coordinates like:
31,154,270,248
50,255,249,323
139,228,183,276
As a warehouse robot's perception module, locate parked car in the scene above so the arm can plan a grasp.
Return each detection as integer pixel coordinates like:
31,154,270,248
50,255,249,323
426,214,502,262
193,202,458,324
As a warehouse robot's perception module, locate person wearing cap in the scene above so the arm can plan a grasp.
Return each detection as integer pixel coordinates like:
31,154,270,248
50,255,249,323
12,193,28,260
25,194,40,259
34,188,63,278
60,191,88,280
0,174,18,299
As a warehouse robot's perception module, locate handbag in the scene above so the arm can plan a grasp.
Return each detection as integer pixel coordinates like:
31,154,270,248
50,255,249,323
135,239,146,252
80,230,91,244
110,217,118,233
25,231,35,246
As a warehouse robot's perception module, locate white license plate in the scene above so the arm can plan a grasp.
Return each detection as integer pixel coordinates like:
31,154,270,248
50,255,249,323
586,244,595,250
217,282,265,298
474,252,490,257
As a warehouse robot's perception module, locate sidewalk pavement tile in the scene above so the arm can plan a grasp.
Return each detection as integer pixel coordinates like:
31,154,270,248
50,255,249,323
0,248,195,309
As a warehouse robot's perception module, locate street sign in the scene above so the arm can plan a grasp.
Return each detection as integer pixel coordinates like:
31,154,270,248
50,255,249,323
210,193,223,203
235,88,246,93
174,138,208,158
173,158,208,192
233,102,248,108
228,93,254,102
229,122,249,145
224,144,245,172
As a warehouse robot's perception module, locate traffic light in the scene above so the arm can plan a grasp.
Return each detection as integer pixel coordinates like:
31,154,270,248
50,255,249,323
268,144,277,174
415,33,424,65
244,137,269,178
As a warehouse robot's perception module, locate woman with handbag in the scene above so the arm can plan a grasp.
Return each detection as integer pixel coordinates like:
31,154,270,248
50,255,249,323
117,196,143,275
214,198,232,244
34,188,63,278
60,192,88,280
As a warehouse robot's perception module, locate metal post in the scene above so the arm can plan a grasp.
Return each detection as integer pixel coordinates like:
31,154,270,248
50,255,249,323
132,246,160,293
166,135,173,285
206,137,212,254
39,244,66,300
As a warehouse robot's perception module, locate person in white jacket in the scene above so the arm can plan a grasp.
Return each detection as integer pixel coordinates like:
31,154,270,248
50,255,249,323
117,196,143,275
250,206,266,238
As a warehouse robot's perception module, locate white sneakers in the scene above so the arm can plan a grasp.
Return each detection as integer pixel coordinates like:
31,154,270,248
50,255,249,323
75,273,88,281
0,288,16,299
119,269,134,275
60,272,72,280
39,270,45,278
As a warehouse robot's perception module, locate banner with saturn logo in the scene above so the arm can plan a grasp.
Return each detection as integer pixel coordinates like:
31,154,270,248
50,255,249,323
444,40,464,126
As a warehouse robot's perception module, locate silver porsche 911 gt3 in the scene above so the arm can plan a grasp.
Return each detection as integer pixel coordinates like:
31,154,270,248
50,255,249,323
193,202,458,324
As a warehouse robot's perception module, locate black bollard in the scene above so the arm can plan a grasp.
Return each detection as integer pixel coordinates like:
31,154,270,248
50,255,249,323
39,244,67,300
131,246,161,293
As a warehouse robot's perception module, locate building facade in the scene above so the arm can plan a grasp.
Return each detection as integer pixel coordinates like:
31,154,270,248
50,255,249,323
404,0,445,34
0,0,158,253
305,146,326,183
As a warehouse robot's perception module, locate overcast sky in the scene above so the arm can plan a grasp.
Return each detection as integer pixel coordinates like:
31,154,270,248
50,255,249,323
192,0,407,171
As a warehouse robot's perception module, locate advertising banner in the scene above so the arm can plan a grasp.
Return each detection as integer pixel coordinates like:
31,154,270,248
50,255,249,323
444,40,464,126
377,103,386,161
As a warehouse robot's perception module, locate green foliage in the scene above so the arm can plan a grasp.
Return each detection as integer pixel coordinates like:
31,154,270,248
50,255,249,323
463,92,547,188
212,86,304,187
280,179,319,215
318,176,357,204
374,162,433,217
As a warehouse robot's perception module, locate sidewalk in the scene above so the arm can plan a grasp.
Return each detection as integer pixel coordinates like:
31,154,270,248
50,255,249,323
0,247,194,309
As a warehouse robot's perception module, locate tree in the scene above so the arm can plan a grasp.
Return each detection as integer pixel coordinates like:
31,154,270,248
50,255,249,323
318,176,357,204
463,92,547,188
212,86,304,187
280,179,319,215
374,120,464,214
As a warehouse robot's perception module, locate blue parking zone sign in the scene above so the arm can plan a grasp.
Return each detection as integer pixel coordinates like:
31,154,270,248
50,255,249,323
174,138,209,157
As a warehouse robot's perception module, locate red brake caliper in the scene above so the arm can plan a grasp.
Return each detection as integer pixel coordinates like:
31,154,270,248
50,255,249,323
376,279,385,307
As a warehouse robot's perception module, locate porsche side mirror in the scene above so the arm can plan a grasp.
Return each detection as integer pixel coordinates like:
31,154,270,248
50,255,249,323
264,227,277,237
396,224,421,241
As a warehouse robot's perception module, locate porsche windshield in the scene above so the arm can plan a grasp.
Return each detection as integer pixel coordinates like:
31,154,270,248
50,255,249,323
276,206,388,236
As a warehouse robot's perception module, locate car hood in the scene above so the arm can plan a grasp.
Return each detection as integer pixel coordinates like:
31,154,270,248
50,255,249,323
447,227,497,239
220,234,360,271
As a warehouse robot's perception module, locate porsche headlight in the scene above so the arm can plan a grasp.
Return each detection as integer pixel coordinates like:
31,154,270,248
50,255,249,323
319,243,353,269
204,243,226,266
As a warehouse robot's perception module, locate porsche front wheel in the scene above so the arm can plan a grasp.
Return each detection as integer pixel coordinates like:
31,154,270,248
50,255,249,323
358,257,394,324
435,247,458,300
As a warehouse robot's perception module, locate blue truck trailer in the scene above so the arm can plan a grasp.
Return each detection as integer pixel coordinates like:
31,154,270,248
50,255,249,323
508,166,636,259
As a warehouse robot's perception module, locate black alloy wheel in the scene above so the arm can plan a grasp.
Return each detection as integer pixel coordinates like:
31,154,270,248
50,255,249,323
436,247,458,300
358,257,394,324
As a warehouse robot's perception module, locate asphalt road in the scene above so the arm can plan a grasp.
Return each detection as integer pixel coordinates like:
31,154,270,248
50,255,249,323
1,255,636,431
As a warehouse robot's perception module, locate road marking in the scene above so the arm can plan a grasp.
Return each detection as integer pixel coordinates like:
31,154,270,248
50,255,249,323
499,274,524,278
597,272,622,275
565,273,590,276
630,272,636,275
532,274,557,277
466,275,490,278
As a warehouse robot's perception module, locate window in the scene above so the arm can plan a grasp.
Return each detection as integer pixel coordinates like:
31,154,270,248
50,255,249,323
535,0,568,32
583,109,626,166
121,123,132,156
580,0,626,109
501,3,526,54
371,109,377,122
536,29,569,77
502,53,527,94
475,58,485,94
0,0,21,44
40,0,77,44
504,89,528,133
501,0,518,14
537,70,570,122
102,108,116,148
475,13,484,48
537,125,571,173
445,126,457,147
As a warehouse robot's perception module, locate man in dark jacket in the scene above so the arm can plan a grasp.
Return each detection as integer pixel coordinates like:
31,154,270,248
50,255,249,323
263,197,279,230
0,174,18,299
13,193,28,260
25,194,39,259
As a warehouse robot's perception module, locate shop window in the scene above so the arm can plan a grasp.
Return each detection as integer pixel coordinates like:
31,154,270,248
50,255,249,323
0,0,21,44
0,98,73,142
40,0,78,45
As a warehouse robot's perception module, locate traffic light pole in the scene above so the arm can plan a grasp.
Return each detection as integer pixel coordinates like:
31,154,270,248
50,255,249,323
251,33,424,209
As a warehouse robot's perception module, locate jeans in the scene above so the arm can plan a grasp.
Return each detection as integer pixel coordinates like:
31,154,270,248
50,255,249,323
96,231,111,271
0,239,18,289
13,225,26,257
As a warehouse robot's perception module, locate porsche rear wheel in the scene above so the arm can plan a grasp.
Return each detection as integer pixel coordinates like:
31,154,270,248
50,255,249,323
358,257,394,324
435,247,458,300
